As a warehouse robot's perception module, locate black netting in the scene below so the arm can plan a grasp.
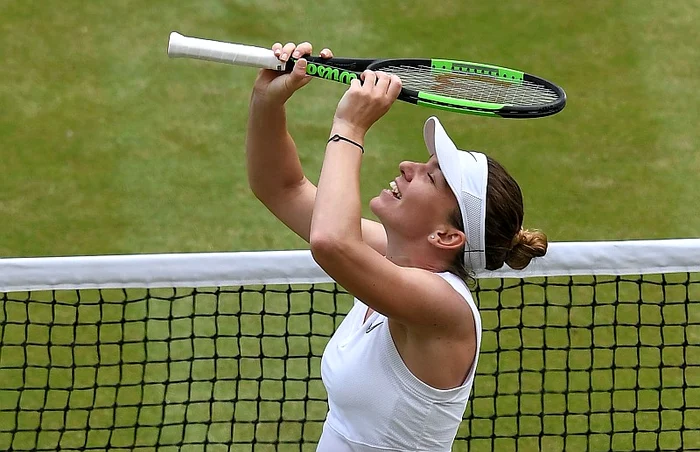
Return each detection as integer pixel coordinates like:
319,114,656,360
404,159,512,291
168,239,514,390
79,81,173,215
1,273,699,451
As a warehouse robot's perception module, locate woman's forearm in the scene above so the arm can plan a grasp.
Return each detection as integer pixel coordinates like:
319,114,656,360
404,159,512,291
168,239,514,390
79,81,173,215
310,71,401,254
245,93,306,201
310,124,365,245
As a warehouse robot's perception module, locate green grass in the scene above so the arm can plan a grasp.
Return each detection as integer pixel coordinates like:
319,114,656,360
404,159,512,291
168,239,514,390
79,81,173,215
2,1,700,451
1,1,699,257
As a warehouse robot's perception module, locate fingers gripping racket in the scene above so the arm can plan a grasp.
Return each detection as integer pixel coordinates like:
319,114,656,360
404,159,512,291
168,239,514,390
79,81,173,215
168,32,566,119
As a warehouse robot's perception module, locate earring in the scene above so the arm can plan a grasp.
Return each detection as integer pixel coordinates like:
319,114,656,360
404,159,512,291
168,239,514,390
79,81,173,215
430,235,435,239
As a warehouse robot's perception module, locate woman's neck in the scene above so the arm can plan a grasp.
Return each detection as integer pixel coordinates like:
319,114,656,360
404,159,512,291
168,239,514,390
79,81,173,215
384,239,448,273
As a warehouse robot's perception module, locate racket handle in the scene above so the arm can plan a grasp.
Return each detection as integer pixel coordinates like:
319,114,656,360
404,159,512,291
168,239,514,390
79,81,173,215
167,32,285,71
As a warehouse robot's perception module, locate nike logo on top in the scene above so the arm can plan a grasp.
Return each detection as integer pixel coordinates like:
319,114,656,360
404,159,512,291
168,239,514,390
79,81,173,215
366,321,384,334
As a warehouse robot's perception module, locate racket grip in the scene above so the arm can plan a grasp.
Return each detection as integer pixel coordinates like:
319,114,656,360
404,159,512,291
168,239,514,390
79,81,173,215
167,32,285,70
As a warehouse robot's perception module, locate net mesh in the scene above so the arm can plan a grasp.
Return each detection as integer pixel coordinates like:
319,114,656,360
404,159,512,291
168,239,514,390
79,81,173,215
382,65,561,106
1,246,700,451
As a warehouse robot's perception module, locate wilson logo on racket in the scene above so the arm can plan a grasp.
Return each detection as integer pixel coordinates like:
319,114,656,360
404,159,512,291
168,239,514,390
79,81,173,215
167,32,567,119
306,63,358,84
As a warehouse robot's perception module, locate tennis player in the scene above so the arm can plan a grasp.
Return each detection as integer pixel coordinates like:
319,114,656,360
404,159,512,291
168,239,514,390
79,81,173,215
246,41,547,452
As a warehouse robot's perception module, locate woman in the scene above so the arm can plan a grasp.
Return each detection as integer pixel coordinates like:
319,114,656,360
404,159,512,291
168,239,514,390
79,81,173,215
246,41,547,452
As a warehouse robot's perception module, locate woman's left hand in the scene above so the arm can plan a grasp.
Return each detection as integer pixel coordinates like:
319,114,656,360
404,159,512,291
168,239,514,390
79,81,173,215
332,71,402,138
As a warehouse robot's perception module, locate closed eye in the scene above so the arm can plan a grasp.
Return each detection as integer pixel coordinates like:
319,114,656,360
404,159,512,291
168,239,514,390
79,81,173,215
427,173,436,185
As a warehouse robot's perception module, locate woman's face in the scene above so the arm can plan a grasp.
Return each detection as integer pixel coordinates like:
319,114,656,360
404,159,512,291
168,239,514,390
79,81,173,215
370,156,460,239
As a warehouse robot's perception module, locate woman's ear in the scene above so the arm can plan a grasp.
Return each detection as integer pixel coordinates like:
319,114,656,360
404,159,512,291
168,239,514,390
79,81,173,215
428,227,465,251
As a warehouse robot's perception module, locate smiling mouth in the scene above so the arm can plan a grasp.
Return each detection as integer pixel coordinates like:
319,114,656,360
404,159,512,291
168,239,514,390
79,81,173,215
389,181,402,199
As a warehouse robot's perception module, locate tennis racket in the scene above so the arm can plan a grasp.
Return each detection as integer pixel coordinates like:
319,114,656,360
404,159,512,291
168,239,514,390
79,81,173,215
167,32,566,119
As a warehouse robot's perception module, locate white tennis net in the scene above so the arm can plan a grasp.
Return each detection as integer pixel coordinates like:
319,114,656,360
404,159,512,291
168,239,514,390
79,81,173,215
1,239,699,451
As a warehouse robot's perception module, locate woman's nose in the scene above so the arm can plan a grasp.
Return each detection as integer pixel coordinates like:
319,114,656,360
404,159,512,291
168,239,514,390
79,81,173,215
398,161,416,180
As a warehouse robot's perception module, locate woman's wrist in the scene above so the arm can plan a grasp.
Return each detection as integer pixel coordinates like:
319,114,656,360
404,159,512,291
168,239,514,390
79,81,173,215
329,119,367,144
327,134,364,153
249,91,291,122
251,89,287,108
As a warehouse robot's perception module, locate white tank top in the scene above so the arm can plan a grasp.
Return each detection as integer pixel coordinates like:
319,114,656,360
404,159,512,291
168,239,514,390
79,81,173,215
317,272,482,452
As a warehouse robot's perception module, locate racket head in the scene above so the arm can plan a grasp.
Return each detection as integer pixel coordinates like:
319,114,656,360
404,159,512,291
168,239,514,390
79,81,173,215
367,58,566,118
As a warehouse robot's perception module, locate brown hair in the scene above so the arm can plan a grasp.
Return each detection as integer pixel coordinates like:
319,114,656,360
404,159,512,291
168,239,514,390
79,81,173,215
446,156,547,281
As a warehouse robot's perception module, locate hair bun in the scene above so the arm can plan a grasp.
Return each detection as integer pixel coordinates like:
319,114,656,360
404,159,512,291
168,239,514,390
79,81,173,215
505,228,548,270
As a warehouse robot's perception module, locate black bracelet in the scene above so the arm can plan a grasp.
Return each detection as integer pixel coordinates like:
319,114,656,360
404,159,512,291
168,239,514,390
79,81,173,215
327,134,364,154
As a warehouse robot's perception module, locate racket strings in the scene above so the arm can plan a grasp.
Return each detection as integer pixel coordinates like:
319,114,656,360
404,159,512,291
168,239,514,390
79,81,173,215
383,65,560,106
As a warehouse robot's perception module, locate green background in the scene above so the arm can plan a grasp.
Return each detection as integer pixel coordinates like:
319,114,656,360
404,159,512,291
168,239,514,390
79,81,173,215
2,1,699,258
1,1,700,451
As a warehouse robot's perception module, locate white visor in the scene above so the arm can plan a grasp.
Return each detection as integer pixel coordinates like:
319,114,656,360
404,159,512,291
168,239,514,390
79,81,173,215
423,116,488,271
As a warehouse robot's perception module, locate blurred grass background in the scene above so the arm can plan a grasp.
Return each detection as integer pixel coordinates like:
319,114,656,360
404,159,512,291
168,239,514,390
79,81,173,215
2,0,699,258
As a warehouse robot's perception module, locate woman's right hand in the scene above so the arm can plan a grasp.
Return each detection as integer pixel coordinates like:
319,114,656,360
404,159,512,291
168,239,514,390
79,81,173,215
252,42,333,105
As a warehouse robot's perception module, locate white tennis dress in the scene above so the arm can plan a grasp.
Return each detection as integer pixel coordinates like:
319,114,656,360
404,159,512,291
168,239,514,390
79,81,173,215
317,272,482,452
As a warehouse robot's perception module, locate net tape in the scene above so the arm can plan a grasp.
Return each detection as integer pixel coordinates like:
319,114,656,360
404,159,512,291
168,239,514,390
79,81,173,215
2,239,700,292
